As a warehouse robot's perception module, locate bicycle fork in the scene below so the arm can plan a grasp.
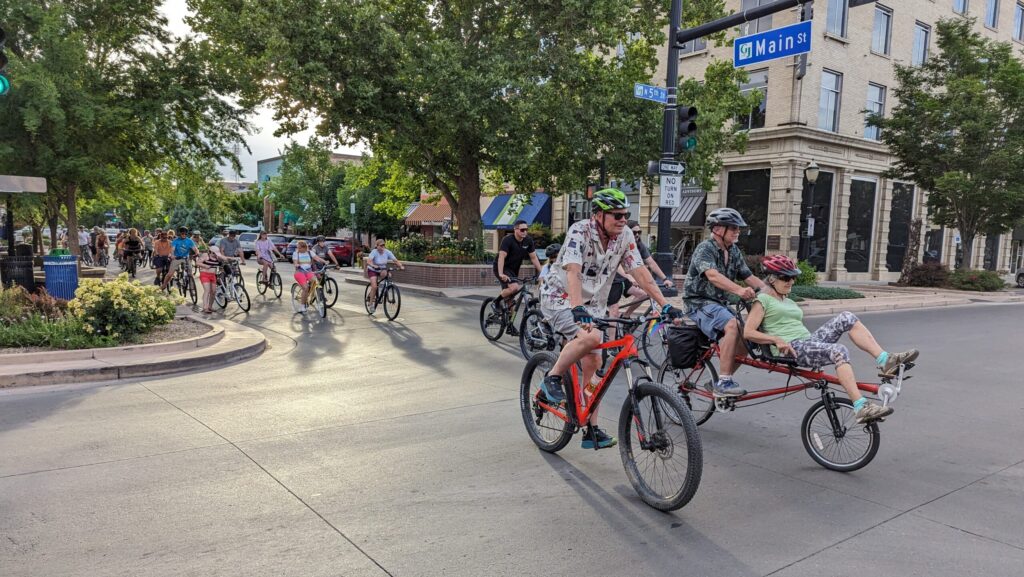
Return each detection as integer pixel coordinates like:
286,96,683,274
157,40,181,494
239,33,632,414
818,383,847,440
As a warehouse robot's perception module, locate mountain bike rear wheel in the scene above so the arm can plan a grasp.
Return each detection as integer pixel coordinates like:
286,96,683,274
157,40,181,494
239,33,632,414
640,321,669,368
383,285,401,320
214,285,228,309
520,352,573,453
363,285,377,314
519,309,555,361
619,383,702,511
480,298,506,341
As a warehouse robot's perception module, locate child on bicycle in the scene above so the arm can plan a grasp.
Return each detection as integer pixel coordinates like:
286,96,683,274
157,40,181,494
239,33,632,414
744,255,919,424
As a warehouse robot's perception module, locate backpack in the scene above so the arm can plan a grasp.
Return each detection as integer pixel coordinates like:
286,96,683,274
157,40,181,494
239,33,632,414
666,320,707,369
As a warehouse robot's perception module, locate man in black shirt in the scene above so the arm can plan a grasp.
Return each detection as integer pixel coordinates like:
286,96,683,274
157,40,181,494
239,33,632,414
493,219,542,306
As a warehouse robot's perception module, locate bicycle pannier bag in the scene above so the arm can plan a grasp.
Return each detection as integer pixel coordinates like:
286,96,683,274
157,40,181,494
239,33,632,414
667,321,703,369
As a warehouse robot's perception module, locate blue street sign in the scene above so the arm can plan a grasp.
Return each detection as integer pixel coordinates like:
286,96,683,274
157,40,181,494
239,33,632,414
633,83,667,104
734,20,812,68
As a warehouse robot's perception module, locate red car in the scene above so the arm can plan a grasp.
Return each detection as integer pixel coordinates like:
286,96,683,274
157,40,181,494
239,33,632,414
324,237,354,267
269,234,292,261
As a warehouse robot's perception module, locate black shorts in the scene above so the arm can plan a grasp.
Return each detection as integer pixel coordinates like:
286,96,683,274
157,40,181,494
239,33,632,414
153,255,171,270
607,278,633,306
494,269,518,290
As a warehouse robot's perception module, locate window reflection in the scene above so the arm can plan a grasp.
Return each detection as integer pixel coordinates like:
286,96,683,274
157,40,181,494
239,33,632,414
846,180,876,273
726,169,771,257
802,171,834,272
886,183,914,272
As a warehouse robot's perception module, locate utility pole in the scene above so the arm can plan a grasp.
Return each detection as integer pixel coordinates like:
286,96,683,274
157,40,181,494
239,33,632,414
653,0,683,280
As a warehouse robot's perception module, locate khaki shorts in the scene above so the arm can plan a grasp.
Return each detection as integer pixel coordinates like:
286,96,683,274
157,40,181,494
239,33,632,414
541,305,606,342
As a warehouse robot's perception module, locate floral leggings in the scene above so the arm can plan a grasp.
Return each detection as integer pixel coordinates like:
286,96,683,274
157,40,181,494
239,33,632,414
789,311,859,368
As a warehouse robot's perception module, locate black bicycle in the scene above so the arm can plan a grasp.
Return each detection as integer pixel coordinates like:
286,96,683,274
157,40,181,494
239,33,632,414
172,259,198,305
364,266,401,320
315,265,340,308
480,276,539,341
255,262,283,298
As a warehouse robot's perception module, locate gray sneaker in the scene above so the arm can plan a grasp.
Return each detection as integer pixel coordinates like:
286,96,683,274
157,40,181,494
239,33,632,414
540,375,566,405
712,379,746,397
880,349,919,376
855,402,894,424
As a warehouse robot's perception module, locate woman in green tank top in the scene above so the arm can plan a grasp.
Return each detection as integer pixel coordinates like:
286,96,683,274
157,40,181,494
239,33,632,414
743,255,919,424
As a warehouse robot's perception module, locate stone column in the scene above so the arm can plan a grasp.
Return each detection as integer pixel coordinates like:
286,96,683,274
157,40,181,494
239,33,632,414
828,168,853,280
872,178,893,280
769,160,797,256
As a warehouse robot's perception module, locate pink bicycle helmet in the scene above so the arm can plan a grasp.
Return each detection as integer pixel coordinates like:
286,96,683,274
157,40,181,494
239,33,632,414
762,254,801,277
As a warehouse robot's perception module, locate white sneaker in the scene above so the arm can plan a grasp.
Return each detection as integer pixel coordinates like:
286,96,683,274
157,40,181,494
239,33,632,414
299,305,307,313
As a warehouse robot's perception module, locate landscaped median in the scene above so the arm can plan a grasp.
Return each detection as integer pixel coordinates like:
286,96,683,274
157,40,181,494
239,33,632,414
0,274,266,387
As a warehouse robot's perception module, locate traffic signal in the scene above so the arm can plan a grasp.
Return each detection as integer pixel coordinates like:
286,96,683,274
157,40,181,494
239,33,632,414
0,27,9,96
676,105,698,154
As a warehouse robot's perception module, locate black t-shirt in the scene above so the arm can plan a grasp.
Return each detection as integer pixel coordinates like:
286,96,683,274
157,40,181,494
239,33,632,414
636,239,651,261
124,238,143,252
493,234,535,276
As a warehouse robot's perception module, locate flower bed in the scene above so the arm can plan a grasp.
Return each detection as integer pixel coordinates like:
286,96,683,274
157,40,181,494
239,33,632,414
0,274,182,350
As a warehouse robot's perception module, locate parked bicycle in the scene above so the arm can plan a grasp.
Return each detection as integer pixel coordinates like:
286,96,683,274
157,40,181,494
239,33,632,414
364,266,401,320
214,260,251,312
255,262,283,298
521,314,702,511
480,276,539,341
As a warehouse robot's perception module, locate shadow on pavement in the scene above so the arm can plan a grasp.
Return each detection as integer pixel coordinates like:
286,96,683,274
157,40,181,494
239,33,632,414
370,320,453,377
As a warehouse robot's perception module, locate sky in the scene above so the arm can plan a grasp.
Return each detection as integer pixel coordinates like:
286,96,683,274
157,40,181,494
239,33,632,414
159,0,365,183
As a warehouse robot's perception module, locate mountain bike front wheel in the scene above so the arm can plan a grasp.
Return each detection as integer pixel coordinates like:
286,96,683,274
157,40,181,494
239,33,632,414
383,285,401,320
619,383,702,511
186,276,198,305
270,272,283,298
234,283,251,312
322,277,339,308
314,287,326,318
255,271,268,295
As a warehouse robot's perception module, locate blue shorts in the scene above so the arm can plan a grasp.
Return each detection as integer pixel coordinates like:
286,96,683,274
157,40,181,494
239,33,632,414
689,302,737,341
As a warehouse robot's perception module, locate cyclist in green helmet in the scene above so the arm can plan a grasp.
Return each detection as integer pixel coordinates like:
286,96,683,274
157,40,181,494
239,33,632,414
538,188,683,450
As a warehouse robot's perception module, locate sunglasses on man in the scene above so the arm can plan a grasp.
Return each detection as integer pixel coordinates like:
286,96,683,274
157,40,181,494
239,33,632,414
605,211,630,221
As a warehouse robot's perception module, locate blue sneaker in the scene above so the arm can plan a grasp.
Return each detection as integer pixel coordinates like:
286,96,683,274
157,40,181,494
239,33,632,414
540,374,566,405
712,379,746,397
581,427,617,449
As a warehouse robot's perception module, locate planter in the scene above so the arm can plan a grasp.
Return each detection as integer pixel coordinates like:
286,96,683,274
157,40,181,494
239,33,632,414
390,261,537,288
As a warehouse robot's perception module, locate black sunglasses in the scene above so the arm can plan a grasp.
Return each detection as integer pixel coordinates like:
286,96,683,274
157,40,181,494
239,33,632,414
606,211,630,221
516,228,528,232
779,276,797,282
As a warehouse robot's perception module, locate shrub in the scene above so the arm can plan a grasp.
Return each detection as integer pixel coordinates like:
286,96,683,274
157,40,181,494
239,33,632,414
0,314,117,349
744,255,763,277
0,286,68,324
904,262,951,287
948,269,1004,292
796,260,818,287
388,233,487,264
790,286,864,300
68,273,180,338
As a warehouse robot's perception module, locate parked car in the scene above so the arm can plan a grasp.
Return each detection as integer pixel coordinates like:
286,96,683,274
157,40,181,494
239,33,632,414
209,235,223,248
105,228,120,242
283,236,313,261
324,237,355,267
238,232,259,259
269,234,293,261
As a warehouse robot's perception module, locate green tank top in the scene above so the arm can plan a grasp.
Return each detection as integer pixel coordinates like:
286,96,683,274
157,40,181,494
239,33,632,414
756,292,811,354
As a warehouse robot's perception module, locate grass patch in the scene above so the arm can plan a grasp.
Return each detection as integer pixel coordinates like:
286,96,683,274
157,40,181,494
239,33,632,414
790,286,864,300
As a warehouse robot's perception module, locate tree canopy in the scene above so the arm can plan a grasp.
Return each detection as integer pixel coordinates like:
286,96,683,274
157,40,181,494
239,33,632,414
190,0,754,239
869,18,1024,269
262,139,346,236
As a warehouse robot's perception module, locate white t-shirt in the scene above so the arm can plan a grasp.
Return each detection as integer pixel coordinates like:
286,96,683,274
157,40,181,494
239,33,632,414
78,231,90,245
540,219,643,316
368,249,397,269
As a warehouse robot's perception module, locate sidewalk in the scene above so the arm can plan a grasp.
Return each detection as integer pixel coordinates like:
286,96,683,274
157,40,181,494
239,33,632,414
0,314,266,388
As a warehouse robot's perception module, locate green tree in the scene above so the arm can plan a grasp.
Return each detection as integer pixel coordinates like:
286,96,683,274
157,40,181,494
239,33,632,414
339,159,406,243
0,0,250,256
262,138,345,235
168,204,216,239
223,188,264,227
869,18,1024,269
191,0,751,240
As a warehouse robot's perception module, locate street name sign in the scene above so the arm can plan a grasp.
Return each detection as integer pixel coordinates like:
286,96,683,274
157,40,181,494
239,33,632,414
659,160,686,175
660,175,681,208
634,83,668,104
734,20,812,68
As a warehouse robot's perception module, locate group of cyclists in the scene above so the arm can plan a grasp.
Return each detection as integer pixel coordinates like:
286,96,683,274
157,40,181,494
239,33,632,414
491,188,921,450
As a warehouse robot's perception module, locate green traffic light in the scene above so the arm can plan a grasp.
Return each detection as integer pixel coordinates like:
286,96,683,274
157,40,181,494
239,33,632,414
0,74,9,96
683,137,697,151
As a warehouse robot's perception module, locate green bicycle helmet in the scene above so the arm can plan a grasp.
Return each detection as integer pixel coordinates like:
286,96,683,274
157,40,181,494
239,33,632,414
591,188,630,211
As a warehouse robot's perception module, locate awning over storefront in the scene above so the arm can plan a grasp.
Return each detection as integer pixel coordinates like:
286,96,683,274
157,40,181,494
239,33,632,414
649,191,705,227
482,193,552,230
405,200,452,226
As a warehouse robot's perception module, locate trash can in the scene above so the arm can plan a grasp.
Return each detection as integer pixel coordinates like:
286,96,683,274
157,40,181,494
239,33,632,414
49,248,70,256
43,255,79,300
0,256,36,293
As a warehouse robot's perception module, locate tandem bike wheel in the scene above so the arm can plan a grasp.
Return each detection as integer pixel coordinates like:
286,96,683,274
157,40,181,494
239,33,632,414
801,397,880,472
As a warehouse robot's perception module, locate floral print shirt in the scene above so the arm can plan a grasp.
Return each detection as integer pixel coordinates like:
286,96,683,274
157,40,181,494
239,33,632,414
683,239,752,311
541,219,644,316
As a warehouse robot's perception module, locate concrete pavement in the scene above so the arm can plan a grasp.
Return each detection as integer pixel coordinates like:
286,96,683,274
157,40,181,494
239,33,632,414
2,268,1023,576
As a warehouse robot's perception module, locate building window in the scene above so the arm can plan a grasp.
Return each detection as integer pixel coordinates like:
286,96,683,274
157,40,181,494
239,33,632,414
801,171,835,272
818,70,842,132
986,0,1000,27
740,0,774,35
846,179,877,273
827,0,849,36
737,70,768,130
912,22,931,66
865,83,886,141
924,228,944,264
726,169,771,257
679,37,708,56
886,183,915,272
984,233,1000,270
954,0,969,14
872,5,893,55
1015,3,1024,40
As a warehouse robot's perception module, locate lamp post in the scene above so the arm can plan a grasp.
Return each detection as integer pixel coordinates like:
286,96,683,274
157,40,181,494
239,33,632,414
801,160,820,262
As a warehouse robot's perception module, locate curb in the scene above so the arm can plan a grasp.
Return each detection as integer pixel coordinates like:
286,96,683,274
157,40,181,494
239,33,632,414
0,316,266,388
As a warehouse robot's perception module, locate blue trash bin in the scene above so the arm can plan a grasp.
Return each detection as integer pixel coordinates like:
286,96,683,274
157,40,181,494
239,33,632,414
43,255,79,300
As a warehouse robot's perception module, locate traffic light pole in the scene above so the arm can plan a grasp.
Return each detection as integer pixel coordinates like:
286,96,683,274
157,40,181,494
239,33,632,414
654,0,683,281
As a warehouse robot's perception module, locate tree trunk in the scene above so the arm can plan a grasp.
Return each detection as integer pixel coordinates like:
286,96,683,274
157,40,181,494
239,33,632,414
898,219,923,285
63,183,80,256
960,233,975,270
454,154,482,241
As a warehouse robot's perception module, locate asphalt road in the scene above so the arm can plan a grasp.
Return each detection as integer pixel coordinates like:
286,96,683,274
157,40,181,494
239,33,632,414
2,261,1023,577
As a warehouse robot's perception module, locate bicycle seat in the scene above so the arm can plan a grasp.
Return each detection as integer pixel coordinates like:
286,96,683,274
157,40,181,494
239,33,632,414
748,341,799,366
